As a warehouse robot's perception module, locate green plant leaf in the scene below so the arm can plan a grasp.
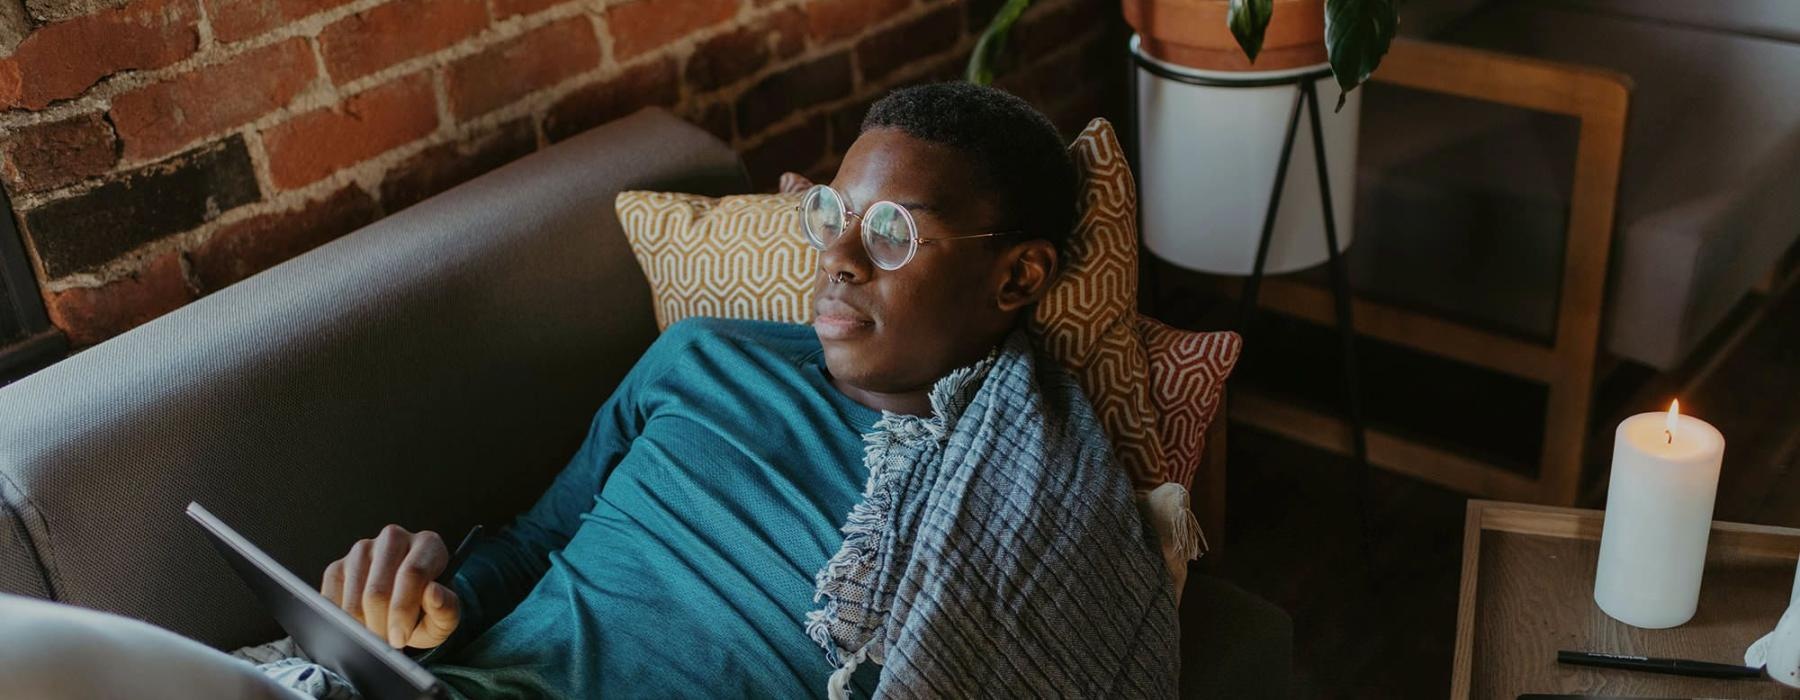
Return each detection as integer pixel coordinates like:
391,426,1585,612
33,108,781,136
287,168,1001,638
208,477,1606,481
966,0,1034,85
1228,0,1274,62
1324,0,1398,109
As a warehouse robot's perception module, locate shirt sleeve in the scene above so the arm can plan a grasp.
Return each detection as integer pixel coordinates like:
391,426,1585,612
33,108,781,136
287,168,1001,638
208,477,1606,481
428,321,700,654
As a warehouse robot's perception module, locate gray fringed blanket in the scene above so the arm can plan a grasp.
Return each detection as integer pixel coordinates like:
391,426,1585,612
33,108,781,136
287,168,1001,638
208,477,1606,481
806,329,1179,698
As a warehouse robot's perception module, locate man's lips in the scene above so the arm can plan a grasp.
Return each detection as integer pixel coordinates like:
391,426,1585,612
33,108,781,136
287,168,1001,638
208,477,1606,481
814,298,873,340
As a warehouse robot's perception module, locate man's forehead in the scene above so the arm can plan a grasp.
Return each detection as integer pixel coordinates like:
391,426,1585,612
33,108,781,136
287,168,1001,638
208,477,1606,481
831,130,987,219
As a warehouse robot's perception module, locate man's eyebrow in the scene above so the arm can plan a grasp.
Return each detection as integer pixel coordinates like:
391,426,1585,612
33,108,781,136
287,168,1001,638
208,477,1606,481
893,201,940,217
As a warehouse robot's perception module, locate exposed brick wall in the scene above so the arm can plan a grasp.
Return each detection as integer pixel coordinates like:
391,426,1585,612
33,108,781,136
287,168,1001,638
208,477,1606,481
0,0,1127,348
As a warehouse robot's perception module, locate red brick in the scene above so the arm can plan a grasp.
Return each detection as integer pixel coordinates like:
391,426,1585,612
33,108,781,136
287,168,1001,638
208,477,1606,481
996,31,1107,110
856,5,961,84
446,16,598,121
379,118,536,212
191,185,379,292
319,0,488,84
604,0,737,61
492,0,567,19
766,6,805,58
684,8,805,91
44,251,196,347
110,38,316,161
1011,0,1107,60
734,49,849,138
805,0,906,43
742,113,825,192
685,26,767,92
0,112,119,194
22,136,260,277
204,0,357,44
826,94,873,154
261,73,439,190
542,55,677,142
0,0,199,110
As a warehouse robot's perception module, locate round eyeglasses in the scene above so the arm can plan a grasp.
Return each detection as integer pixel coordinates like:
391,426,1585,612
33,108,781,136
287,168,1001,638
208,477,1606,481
796,184,1024,271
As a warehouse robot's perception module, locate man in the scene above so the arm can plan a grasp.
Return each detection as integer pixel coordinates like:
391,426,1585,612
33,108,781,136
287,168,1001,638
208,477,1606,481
324,82,1174,699
0,82,1176,699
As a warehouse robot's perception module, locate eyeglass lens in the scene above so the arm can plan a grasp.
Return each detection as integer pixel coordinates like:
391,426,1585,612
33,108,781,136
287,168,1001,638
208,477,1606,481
800,185,917,270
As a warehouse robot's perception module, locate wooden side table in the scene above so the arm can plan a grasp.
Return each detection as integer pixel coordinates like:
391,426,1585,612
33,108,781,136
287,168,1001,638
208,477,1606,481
1454,500,1800,699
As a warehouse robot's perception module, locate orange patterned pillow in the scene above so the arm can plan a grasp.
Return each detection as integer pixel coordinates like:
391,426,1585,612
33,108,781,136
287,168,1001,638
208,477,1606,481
1034,118,1240,496
1139,315,1239,490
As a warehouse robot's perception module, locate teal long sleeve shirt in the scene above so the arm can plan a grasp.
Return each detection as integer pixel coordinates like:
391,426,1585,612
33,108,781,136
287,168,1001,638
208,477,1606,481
426,318,883,698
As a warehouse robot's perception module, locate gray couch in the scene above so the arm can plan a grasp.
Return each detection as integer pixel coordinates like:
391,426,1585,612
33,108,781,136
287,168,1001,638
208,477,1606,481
0,109,1288,696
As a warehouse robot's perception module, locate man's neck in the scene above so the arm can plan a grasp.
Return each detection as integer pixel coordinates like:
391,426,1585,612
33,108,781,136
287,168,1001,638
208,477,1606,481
830,376,933,417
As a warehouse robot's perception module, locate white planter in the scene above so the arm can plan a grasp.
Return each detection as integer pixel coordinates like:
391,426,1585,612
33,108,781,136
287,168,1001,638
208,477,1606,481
1133,34,1361,276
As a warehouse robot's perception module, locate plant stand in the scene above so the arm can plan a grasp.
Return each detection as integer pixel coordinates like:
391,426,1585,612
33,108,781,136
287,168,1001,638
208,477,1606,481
1130,44,1374,551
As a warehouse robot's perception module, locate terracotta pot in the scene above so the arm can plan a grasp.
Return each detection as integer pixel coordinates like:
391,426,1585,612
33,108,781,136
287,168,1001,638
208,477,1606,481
1123,0,1328,71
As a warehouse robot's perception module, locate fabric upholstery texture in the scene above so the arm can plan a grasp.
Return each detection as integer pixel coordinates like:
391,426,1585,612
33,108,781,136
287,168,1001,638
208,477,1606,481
0,108,748,650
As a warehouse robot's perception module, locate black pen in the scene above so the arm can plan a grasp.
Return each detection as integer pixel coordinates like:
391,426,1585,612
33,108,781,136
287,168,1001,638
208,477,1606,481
1556,650,1763,679
434,524,483,587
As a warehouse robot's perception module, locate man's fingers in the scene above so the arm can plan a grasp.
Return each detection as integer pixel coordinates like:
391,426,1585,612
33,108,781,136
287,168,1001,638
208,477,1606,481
386,531,446,648
361,525,412,642
320,560,345,605
340,539,372,622
405,582,461,649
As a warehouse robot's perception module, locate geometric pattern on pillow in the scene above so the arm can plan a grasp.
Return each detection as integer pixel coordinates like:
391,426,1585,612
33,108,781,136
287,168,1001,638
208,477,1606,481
1138,315,1241,490
1030,118,1166,490
614,190,815,330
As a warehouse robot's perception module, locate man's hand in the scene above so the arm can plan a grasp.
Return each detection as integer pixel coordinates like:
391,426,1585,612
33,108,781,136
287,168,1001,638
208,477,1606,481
321,525,460,649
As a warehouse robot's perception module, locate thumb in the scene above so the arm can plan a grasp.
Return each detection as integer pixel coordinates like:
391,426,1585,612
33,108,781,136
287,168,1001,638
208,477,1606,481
406,582,460,649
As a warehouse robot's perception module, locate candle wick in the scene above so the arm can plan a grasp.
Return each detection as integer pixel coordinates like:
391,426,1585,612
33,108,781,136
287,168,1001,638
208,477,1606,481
1664,429,1673,445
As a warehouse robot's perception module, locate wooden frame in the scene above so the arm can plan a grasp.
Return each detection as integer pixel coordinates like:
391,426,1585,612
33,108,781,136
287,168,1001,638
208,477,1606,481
1228,40,1632,505
1453,500,1800,698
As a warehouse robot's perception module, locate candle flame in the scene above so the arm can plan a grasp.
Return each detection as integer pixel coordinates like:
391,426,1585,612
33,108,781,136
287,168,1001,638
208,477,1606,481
1665,399,1680,443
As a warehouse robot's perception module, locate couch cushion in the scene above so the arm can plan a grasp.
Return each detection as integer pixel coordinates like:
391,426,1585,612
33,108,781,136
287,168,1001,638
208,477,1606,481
0,108,748,650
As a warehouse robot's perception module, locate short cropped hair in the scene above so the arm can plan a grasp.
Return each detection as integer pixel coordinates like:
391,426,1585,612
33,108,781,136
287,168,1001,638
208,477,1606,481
861,83,1077,254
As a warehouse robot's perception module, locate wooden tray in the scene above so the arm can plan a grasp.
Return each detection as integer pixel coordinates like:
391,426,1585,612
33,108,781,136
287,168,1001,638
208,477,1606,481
1454,500,1800,699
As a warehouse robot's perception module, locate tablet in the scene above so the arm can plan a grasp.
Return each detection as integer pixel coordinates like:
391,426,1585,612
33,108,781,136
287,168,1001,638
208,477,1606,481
186,502,449,700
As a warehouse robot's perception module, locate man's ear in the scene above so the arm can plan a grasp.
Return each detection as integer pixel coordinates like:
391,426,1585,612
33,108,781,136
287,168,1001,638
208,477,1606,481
995,239,1059,313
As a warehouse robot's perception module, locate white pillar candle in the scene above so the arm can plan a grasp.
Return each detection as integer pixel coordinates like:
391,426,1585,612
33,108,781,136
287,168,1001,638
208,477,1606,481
1595,400,1726,628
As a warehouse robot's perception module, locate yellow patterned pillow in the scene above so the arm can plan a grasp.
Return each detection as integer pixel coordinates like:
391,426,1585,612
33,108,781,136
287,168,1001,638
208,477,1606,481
613,190,815,330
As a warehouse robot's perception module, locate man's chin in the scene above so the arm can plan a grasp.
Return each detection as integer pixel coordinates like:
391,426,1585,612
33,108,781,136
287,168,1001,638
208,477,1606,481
818,342,882,386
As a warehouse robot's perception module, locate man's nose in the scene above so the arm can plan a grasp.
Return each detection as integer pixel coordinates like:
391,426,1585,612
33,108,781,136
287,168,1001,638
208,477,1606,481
818,219,873,283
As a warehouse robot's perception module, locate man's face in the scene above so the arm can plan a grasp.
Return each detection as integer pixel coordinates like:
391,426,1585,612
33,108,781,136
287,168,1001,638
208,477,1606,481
811,128,1017,397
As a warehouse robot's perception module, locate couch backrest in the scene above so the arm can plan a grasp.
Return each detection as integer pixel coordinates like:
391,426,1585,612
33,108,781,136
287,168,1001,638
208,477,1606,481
0,108,749,650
